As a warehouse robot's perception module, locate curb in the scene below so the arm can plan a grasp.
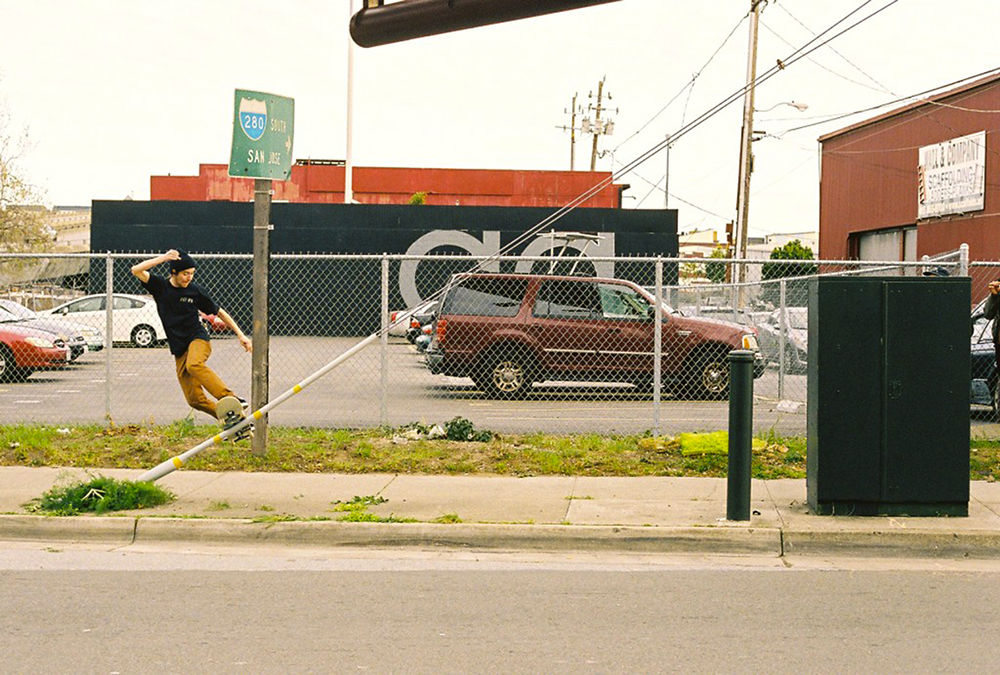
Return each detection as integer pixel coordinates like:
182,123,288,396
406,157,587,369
0,515,136,545
0,514,780,555
135,519,783,555
782,529,1000,559
4,515,1000,559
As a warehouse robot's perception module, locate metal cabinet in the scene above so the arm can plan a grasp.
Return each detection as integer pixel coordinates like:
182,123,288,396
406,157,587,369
806,276,970,516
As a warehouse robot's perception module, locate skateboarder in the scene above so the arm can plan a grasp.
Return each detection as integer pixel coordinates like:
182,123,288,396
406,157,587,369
131,249,252,420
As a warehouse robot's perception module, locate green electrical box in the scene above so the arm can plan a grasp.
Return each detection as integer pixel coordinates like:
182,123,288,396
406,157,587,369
806,276,970,516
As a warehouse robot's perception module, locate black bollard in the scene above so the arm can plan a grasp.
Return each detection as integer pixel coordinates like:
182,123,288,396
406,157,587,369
727,350,754,521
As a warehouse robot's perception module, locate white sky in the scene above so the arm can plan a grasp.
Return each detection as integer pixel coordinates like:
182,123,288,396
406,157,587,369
1,0,998,240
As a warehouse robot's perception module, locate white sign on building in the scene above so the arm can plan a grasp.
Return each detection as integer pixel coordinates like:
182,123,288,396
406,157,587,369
917,130,986,219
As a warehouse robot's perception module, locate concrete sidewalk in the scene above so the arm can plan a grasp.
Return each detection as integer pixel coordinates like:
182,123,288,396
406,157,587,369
1,466,1000,558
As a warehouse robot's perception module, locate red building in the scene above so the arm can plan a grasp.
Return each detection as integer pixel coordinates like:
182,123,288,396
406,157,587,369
819,72,999,261
151,161,627,209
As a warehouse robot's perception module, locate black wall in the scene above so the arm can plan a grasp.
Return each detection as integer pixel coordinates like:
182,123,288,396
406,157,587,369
91,201,679,335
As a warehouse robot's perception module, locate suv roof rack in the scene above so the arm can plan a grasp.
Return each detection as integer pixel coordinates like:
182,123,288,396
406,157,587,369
536,230,605,276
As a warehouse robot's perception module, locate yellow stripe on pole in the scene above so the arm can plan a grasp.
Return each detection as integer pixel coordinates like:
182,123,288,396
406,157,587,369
253,410,263,419
214,435,223,444
293,384,302,393
172,457,184,468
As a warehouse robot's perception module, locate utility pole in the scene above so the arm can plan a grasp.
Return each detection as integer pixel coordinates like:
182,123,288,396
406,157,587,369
590,78,605,171
556,79,616,172
345,0,358,203
734,0,764,291
663,133,671,209
555,92,580,171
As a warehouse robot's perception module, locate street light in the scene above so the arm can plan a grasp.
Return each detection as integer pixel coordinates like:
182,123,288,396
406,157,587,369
733,97,809,296
754,100,809,114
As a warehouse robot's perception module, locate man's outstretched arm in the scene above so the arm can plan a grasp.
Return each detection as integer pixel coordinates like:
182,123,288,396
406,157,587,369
217,308,253,353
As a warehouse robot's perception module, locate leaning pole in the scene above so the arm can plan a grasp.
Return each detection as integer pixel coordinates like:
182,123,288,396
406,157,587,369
137,333,379,483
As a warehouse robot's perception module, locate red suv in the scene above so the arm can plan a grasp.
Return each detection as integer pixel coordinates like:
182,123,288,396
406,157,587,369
425,273,763,399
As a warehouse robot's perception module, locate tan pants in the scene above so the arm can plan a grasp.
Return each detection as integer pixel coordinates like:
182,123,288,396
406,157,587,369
174,339,235,418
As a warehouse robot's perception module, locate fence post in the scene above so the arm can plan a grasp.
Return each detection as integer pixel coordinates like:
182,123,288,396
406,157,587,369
380,253,389,427
727,350,754,521
778,279,787,400
104,253,113,423
960,243,969,277
653,258,662,436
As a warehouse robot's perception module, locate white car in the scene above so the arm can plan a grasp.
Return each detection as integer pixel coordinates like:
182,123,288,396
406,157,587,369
43,293,166,348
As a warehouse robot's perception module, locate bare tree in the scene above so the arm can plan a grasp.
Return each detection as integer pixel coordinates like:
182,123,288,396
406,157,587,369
0,101,54,253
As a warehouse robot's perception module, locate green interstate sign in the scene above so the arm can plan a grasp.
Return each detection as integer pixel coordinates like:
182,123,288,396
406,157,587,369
228,89,295,181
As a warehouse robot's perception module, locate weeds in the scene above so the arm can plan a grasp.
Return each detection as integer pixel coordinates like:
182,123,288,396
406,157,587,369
24,474,174,515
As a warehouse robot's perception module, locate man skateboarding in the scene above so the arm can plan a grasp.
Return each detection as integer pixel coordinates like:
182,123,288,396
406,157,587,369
131,250,253,426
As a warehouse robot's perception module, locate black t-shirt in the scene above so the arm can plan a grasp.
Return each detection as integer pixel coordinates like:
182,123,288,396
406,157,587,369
141,274,219,356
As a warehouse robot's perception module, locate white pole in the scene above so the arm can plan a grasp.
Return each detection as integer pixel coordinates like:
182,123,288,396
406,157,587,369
653,259,662,436
345,0,355,204
138,333,380,483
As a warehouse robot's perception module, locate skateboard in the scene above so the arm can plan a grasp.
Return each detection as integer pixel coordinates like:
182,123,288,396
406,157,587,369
216,396,252,442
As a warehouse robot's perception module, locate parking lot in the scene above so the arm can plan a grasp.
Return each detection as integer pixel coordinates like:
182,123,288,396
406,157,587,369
0,335,994,437
0,335,810,435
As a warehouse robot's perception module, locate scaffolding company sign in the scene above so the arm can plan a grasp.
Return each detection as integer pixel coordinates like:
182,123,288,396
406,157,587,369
917,131,986,219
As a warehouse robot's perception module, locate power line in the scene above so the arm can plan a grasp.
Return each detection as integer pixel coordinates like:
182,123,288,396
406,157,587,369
774,2,894,94
611,11,748,153
759,18,889,95
430,0,904,283
778,66,1000,136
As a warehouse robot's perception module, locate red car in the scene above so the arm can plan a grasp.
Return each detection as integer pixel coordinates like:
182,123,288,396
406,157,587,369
0,324,70,382
425,273,763,399
199,311,231,335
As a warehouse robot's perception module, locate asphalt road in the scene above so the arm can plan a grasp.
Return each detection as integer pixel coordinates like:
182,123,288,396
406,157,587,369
3,543,1000,673
0,336,989,437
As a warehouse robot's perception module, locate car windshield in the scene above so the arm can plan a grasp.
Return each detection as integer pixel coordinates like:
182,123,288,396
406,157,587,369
639,288,683,315
786,310,808,330
0,301,36,319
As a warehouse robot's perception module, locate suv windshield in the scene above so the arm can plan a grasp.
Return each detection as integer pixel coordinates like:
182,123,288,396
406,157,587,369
597,283,650,319
442,277,527,317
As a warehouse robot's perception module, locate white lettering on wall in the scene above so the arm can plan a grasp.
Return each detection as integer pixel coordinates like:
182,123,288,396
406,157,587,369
399,230,616,307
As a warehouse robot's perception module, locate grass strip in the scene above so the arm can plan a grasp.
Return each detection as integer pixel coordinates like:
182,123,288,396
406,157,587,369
0,422,996,481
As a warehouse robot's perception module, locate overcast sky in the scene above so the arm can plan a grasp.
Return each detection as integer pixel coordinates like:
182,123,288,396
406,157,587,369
1,0,998,240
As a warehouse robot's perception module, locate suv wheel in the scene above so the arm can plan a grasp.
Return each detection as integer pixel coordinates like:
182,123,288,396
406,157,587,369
682,351,730,400
475,352,534,399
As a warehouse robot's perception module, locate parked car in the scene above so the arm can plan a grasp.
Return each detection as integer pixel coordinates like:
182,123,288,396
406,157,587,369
200,311,230,335
0,323,70,382
756,307,808,373
971,299,998,415
406,301,439,343
414,323,434,353
0,299,100,359
42,294,166,348
388,300,439,342
425,273,763,399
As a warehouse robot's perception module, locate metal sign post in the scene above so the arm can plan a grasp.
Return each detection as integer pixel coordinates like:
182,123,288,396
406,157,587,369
228,89,294,456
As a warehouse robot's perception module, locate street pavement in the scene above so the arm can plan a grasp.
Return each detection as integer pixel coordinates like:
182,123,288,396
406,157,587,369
2,466,1000,559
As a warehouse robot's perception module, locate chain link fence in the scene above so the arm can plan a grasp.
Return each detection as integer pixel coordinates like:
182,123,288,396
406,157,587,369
0,250,992,439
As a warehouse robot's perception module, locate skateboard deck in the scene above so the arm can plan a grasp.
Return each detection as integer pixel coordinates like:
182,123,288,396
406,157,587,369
216,396,252,441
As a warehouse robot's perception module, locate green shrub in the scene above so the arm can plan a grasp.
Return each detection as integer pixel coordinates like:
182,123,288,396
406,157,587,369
25,475,174,515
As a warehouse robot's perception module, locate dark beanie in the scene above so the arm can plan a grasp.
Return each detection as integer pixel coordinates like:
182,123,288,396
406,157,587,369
169,250,196,273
